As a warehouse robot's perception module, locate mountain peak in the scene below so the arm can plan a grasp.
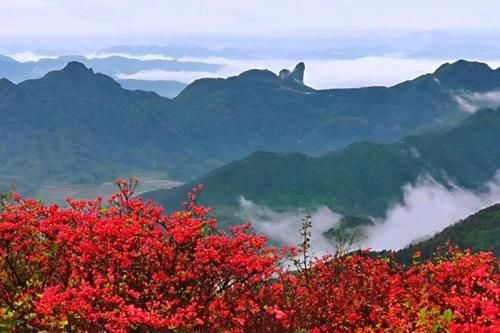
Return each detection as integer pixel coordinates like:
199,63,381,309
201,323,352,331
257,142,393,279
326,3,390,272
433,60,499,91
62,61,94,75
434,60,492,76
18,61,123,96
279,62,305,85
236,69,278,81
0,78,15,87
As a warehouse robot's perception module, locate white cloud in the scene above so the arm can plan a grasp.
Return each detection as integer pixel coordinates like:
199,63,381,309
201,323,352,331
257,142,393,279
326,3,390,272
116,70,221,84
8,51,57,62
118,56,500,89
303,57,450,88
453,90,500,113
238,172,500,253
239,197,341,257
85,52,175,61
361,173,500,250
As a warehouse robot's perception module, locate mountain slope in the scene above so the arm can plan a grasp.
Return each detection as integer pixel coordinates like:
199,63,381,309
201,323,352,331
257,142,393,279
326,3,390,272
144,109,500,223
0,62,203,192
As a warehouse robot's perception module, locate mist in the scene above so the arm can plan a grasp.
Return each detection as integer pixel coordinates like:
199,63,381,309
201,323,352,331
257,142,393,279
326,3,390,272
362,173,500,250
239,197,342,256
240,172,500,253
117,56,454,89
453,89,500,113
117,56,500,89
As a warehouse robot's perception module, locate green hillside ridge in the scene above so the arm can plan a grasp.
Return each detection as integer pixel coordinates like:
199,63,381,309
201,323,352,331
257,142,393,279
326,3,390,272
2,60,500,195
394,203,500,263
144,108,500,227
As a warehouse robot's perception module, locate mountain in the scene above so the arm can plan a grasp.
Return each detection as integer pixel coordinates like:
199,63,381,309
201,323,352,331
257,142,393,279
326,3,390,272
0,62,202,193
394,203,500,263
2,60,500,196
170,60,500,160
117,79,187,98
0,54,220,82
144,108,500,226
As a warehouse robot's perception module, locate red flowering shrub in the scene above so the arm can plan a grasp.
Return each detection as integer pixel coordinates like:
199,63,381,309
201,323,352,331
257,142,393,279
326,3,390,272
0,180,498,332
0,181,281,332
276,249,499,332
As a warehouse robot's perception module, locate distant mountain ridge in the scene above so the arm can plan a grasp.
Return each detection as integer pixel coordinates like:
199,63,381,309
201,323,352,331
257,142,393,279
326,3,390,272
0,54,205,97
173,60,500,158
1,60,500,196
0,54,221,83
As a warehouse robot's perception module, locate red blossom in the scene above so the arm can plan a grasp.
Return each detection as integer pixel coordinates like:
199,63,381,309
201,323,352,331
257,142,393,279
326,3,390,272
0,181,498,332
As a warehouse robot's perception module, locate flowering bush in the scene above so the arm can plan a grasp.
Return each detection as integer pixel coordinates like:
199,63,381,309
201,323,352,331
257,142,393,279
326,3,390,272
0,180,498,332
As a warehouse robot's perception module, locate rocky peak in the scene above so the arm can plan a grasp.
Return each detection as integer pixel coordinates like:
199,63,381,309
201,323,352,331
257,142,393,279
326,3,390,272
279,62,305,85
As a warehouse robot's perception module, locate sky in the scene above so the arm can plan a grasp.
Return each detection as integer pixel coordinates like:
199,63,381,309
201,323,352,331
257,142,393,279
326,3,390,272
1,0,500,40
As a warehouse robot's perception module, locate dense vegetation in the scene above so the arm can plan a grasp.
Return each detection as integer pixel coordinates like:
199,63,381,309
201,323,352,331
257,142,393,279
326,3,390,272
2,60,500,195
146,108,500,224
0,183,498,332
395,203,500,263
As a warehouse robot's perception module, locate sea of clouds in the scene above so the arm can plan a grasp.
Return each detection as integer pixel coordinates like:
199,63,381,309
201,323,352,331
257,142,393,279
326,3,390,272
115,56,500,89
116,56,454,89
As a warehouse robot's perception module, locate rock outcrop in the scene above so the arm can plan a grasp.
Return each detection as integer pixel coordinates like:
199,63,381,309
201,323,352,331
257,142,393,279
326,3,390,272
279,62,305,85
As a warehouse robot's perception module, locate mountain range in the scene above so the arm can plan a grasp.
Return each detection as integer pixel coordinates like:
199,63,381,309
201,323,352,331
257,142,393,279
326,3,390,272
144,108,500,225
1,60,500,197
